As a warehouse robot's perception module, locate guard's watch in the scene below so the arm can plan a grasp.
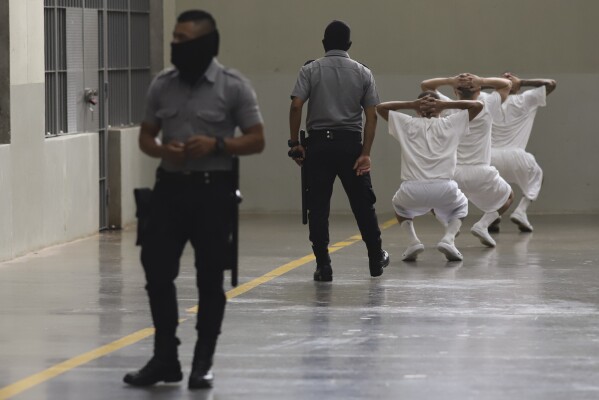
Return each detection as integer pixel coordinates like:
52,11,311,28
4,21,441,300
288,139,300,148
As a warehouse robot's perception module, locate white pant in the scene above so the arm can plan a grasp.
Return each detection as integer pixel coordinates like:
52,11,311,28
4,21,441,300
454,164,512,212
491,149,543,200
392,180,468,224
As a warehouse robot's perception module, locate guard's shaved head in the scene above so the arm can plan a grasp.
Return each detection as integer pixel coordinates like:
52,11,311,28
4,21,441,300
323,20,352,52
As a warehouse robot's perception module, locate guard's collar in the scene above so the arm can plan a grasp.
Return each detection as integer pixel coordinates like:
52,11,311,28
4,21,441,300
203,58,221,83
325,50,349,58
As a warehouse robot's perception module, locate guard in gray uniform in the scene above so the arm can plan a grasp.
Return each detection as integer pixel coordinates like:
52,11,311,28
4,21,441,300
289,20,389,281
124,10,265,389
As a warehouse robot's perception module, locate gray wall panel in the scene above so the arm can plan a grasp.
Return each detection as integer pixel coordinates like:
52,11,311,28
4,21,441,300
169,0,599,214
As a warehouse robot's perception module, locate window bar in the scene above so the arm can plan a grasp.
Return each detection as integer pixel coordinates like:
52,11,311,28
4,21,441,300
128,0,132,125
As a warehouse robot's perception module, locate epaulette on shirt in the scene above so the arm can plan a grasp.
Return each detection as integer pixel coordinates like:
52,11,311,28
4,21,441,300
223,67,249,83
156,67,177,80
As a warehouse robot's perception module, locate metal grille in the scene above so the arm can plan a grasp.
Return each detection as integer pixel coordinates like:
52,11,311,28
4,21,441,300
131,13,149,68
107,11,129,68
44,6,67,135
130,0,149,12
107,0,128,11
85,0,103,9
45,2,149,132
131,69,150,123
44,73,56,135
58,0,83,7
98,72,106,129
45,0,152,229
98,11,104,67
107,70,129,126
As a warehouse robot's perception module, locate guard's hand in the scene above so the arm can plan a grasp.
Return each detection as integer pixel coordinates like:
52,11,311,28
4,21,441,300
289,145,305,166
161,141,185,165
353,155,371,176
185,135,216,159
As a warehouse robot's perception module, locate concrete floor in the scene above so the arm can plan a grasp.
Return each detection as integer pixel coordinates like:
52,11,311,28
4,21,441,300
1,213,599,399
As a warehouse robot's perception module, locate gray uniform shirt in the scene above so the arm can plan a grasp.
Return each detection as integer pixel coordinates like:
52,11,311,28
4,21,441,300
144,59,263,172
291,50,379,133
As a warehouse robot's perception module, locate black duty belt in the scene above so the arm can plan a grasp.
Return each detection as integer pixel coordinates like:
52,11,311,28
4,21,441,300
308,129,362,141
156,168,233,185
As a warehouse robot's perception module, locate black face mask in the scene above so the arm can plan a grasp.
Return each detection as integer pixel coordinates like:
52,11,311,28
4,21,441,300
171,30,220,84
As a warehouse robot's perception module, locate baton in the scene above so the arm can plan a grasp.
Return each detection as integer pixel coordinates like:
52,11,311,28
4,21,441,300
299,130,308,224
230,157,242,286
287,130,308,224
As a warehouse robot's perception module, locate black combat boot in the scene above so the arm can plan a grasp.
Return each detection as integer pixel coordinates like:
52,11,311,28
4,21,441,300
123,337,182,386
312,246,332,282
188,340,216,389
368,249,389,277
367,240,389,277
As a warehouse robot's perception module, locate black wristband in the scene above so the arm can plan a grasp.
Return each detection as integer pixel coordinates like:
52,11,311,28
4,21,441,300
288,139,300,148
214,136,226,155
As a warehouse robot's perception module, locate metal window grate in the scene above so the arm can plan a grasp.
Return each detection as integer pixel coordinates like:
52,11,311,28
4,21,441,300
130,0,149,12
44,6,67,135
98,71,105,129
46,1,150,135
45,0,153,230
57,72,68,134
107,11,129,68
131,13,149,68
44,8,55,71
85,0,103,9
98,10,104,67
131,69,150,123
107,0,128,11
108,70,129,126
57,0,83,7
45,73,56,135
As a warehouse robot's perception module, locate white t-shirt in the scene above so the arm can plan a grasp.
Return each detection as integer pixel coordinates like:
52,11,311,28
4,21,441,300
482,86,546,150
388,110,469,181
440,91,501,165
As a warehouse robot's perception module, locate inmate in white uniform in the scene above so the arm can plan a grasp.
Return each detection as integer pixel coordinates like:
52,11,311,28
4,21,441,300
388,110,469,224
440,91,512,212
482,86,546,200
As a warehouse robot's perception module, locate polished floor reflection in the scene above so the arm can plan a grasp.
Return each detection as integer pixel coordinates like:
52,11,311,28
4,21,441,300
1,214,598,400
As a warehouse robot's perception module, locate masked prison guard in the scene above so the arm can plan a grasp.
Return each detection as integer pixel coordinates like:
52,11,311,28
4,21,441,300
288,20,389,282
123,10,265,390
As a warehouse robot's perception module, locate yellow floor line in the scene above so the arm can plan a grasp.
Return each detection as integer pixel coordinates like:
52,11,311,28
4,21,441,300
0,218,397,399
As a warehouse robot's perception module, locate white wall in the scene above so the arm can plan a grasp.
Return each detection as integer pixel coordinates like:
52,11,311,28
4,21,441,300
173,0,599,214
0,145,13,261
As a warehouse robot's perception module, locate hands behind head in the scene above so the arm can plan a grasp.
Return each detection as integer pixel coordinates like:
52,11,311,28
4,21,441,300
502,72,521,92
455,73,482,92
417,95,442,118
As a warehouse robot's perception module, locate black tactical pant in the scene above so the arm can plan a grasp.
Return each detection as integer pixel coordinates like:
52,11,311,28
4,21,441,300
305,130,382,265
140,168,233,360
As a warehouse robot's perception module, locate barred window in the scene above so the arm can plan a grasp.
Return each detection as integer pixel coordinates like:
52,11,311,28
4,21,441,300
44,0,151,229
44,0,151,136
